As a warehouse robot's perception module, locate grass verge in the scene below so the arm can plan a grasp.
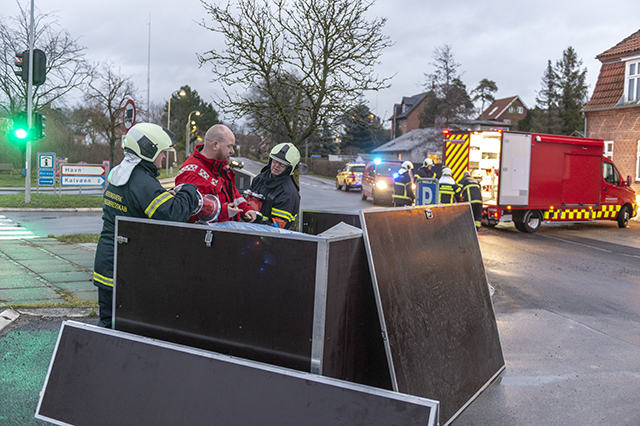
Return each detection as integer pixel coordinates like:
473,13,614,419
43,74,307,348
50,233,100,244
0,193,103,209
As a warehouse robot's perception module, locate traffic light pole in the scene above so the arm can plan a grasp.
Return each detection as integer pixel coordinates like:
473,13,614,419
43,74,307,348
24,0,35,203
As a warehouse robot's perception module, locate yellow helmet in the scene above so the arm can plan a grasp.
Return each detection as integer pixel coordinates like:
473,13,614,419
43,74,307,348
423,158,434,167
270,143,300,175
401,161,414,170
123,123,175,162
442,167,452,176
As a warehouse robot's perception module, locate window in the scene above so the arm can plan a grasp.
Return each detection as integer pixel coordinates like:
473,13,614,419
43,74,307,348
604,141,614,160
625,59,640,102
509,106,515,113
603,161,620,185
636,140,640,182
518,106,524,114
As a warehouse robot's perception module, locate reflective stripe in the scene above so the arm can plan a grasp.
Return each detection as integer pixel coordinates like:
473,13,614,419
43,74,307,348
93,272,113,287
145,192,173,218
271,207,296,222
234,197,247,205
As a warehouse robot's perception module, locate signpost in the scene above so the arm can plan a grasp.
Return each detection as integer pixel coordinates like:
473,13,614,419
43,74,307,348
415,178,439,206
60,163,106,194
37,152,56,189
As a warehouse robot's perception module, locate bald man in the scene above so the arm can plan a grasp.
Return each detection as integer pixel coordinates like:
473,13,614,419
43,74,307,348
175,124,257,223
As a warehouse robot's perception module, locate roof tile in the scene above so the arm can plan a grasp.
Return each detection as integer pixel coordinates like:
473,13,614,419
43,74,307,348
584,61,625,110
596,29,640,60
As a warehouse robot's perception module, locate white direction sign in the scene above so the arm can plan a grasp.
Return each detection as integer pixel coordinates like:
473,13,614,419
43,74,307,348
61,176,105,186
61,164,106,176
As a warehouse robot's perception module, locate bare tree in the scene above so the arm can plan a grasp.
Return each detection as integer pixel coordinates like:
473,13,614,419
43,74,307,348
84,63,139,166
0,1,91,116
198,0,393,147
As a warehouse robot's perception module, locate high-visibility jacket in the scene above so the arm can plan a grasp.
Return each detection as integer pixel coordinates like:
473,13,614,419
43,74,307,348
176,144,253,223
248,162,300,229
414,165,436,180
458,176,482,204
438,176,461,204
393,169,415,206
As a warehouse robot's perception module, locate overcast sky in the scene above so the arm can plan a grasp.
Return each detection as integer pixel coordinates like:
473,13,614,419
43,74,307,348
4,0,640,128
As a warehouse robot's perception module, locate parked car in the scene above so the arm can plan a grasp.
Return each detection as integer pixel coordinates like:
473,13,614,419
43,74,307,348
335,162,366,191
230,158,244,169
361,160,403,205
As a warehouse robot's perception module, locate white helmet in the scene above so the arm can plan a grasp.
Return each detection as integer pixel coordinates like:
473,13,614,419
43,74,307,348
401,161,414,170
269,143,300,175
123,123,175,162
442,167,452,177
423,158,434,167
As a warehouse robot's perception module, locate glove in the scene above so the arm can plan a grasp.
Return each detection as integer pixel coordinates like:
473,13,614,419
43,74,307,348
197,194,222,222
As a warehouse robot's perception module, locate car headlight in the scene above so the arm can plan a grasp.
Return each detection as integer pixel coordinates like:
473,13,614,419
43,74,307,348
376,180,387,190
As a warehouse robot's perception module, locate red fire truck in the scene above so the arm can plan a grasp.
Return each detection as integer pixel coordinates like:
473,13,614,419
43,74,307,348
442,130,638,233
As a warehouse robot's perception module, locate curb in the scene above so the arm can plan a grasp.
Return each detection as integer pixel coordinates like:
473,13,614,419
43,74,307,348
0,207,102,212
0,308,96,334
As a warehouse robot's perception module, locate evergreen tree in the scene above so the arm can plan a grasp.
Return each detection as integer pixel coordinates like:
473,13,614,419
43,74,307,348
471,79,498,112
535,60,561,134
422,45,475,128
339,103,381,155
555,47,588,135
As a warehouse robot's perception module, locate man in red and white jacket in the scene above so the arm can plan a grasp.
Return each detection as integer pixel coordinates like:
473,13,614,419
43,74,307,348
175,124,257,223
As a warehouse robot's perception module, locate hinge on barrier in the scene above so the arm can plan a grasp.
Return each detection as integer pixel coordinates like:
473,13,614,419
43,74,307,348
424,209,433,220
205,230,213,247
116,235,128,244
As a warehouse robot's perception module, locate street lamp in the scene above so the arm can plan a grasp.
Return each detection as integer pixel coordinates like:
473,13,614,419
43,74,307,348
185,110,201,156
165,89,186,176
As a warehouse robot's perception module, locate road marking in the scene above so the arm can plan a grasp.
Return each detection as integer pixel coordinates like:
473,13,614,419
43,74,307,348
0,215,39,239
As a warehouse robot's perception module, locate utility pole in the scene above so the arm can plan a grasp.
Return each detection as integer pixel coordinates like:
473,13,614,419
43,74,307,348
25,0,35,203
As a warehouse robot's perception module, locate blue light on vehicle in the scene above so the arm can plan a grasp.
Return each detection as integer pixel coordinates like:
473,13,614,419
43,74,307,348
374,158,381,164
393,173,398,178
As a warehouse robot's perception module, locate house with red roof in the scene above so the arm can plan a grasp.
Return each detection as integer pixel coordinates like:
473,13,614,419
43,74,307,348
584,29,640,194
390,92,430,138
476,96,528,126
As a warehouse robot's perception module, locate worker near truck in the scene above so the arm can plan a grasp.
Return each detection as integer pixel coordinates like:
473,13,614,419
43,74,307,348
458,170,483,228
245,143,301,229
175,124,257,224
93,123,204,328
414,158,436,179
438,167,462,204
393,161,415,207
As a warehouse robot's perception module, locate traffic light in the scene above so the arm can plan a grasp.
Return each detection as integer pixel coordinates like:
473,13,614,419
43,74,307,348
33,112,46,140
14,51,29,83
32,49,47,86
13,49,46,85
9,112,30,143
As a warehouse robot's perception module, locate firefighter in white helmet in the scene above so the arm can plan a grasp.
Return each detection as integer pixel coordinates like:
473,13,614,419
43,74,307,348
245,143,301,229
414,158,436,180
438,167,462,204
393,161,415,207
93,123,204,328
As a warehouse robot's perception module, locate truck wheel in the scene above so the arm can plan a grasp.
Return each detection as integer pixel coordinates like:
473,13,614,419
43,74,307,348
361,192,368,201
335,180,342,190
617,205,630,228
372,190,379,205
521,210,542,233
514,221,527,232
343,183,349,192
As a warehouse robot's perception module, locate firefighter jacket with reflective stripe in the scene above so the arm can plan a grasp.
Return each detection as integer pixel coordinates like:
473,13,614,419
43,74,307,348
249,163,300,229
414,165,436,180
93,160,199,290
393,169,415,206
438,176,462,204
458,176,482,204
176,144,252,223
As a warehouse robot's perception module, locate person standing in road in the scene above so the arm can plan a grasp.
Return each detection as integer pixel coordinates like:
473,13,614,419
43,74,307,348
393,161,415,207
175,124,257,224
458,170,483,228
93,123,204,328
438,167,462,204
245,143,301,230
414,158,436,180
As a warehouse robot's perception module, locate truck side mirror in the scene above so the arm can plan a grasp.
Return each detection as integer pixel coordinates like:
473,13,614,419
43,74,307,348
627,175,632,186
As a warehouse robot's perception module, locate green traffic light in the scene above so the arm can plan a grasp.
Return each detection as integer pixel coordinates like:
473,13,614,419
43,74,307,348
14,128,28,139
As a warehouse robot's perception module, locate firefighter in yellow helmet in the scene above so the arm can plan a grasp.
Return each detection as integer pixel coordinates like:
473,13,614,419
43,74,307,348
245,143,301,229
414,158,436,179
93,123,204,328
393,161,415,207
438,167,462,204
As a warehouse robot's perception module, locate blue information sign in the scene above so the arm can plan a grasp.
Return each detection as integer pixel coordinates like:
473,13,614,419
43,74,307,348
416,178,439,206
38,178,54,186
38,170,54,177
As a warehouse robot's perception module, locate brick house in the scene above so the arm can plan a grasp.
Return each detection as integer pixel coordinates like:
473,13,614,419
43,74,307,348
476,96,528,126
583,29,640,195
390,92,430,138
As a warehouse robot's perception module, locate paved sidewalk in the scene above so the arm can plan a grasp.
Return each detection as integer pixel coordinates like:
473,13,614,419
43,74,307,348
0,238,97,308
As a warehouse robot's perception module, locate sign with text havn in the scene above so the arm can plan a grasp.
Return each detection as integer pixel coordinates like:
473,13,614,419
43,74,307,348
60,164,106,187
